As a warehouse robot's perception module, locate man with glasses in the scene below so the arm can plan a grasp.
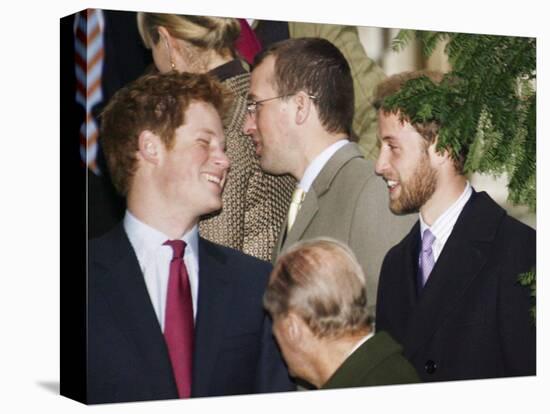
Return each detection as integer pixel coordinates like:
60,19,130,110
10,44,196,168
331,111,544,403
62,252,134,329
243,37,414,315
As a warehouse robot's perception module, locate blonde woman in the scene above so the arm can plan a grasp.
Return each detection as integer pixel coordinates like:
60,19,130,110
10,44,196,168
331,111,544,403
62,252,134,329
137,13,295,261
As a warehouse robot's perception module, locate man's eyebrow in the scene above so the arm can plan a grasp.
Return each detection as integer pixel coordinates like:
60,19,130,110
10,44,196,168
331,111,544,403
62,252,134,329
246,93,258,101
197,128,225,142
380,136,400,147
195,127,216,135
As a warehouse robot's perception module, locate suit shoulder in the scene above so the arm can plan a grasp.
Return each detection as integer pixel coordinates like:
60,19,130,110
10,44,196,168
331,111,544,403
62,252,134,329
343,154,376,176
88,224,125,263
496,214,536,268
333,154,377,190
201,239,273,293
381,222,418,260
200,238,272,273
500,214,535,241
474,191,535,246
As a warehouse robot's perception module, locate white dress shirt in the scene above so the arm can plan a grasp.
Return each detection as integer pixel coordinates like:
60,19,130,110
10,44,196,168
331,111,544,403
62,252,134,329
299,139,350,192
123,211,200,331
419,181,473,263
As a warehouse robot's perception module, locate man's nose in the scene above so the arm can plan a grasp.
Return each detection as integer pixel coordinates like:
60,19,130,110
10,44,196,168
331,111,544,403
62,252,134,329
243,112,256,136
375,151,388,176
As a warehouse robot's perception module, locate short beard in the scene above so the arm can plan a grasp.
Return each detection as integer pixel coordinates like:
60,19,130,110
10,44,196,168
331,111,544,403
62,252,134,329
390,154,437,215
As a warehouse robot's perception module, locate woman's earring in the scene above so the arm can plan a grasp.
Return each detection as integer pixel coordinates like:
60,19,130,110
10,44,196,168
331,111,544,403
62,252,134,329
165,38,176,71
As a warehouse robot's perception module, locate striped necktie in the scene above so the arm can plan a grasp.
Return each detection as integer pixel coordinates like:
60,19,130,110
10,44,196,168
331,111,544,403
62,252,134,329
418,229,436,289
74,9,104,174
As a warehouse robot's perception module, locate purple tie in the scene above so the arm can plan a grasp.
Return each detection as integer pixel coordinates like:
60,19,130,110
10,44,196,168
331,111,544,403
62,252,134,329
163,240,194,398
419,229,436,288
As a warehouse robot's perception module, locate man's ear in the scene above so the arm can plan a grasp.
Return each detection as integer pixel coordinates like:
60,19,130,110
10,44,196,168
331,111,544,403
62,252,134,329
138,130,162,165
285,311,309,344
294,91,314,125
428,138,449,167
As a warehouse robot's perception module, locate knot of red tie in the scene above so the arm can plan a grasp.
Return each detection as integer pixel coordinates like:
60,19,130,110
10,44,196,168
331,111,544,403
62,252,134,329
163,239,186,260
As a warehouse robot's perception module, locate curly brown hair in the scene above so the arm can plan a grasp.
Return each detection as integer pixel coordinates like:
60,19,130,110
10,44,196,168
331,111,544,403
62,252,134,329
100,72,228,196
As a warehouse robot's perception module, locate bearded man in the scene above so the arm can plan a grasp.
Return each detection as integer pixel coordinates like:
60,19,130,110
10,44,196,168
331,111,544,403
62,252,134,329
373,71,536,383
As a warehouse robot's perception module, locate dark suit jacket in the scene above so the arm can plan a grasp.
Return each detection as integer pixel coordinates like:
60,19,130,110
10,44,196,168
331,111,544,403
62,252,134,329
376,190,536,382
88,224,294,404
322,331,420,389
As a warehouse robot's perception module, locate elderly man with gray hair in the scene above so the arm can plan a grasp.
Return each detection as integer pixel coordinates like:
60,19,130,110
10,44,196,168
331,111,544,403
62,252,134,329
264,238,420,389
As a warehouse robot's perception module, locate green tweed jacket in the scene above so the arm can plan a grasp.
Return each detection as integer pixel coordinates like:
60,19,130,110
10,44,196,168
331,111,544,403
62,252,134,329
322,331,420,389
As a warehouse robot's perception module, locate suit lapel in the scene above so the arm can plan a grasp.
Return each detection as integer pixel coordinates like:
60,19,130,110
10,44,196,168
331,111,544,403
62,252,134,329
402,222,422,309
97,225,177,396
278,143,363,253
281,191,319,251
192,238,232,396
380,222,421,342
403,191,503,358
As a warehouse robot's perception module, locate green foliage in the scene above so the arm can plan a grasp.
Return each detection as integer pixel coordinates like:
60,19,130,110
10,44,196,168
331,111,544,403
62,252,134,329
518,269,536,323
385,31,536,210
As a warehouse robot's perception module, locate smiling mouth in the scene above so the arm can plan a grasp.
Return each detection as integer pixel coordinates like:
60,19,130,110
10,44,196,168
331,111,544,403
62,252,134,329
204,173,225,189
385,179,400,194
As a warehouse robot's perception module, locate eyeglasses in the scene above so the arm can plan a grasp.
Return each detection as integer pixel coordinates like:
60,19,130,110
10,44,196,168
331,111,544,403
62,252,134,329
246,93,317,117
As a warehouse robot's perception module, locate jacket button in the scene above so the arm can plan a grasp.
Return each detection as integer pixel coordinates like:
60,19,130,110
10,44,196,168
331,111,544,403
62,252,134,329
425,360,437,374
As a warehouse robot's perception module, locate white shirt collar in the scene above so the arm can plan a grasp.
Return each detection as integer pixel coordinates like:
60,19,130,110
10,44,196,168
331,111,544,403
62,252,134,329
124,210,199,260
299,140,349,192
346,331,375,359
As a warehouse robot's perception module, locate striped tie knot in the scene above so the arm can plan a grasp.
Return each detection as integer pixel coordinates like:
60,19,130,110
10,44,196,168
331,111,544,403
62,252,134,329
421,229,436,253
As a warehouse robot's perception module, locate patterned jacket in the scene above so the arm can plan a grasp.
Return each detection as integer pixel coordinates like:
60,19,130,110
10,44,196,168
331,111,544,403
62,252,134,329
199,60,295,261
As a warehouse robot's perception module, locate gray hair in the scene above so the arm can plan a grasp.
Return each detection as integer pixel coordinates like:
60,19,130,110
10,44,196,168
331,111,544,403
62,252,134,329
264,237,371,339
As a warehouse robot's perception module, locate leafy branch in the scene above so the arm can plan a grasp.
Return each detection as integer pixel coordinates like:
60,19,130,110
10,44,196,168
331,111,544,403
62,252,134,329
384,30,536,211
518,269,536,324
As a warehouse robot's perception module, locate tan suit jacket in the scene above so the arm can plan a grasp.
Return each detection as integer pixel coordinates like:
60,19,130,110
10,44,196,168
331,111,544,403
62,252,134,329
274,143,415,314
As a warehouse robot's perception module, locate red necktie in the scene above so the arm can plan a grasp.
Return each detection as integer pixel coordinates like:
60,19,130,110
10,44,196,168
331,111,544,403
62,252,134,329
163,240,194,398
235,19,262,64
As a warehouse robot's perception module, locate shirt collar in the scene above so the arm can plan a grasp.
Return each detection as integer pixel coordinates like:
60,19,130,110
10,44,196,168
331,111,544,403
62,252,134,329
299,139,349,192
419,181,472,241
124,210,199,260
346,331,375,359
